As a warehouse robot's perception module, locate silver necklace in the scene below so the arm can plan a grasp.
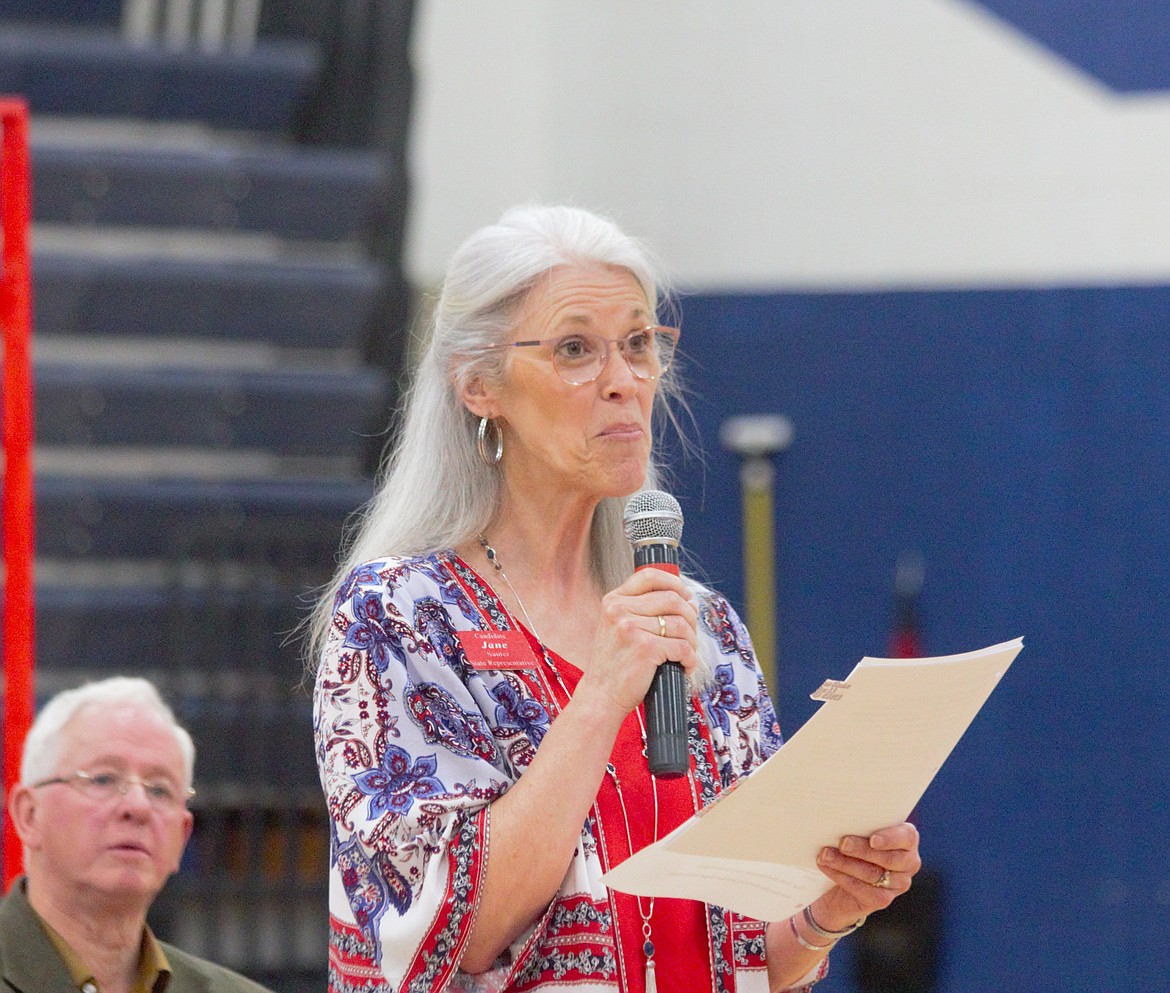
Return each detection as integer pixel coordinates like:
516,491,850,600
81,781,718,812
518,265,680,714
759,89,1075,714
606,739,661,993
476,533,661,992
477,533,547,647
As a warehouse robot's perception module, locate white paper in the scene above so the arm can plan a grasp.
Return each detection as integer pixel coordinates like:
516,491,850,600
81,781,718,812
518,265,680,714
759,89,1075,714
601,637,1022,921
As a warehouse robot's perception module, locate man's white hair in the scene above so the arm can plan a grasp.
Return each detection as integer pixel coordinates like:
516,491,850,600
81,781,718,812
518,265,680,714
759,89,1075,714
20,676,195,788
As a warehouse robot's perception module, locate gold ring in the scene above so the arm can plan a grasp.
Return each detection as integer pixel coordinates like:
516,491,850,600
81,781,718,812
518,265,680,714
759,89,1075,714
874,869,892,889
658,615,667,638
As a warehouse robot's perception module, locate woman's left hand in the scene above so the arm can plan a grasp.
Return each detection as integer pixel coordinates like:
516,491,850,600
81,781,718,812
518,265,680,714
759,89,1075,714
811,821,922,926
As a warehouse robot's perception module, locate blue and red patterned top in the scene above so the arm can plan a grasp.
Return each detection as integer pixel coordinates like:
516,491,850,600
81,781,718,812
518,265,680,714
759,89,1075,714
314,552,827,993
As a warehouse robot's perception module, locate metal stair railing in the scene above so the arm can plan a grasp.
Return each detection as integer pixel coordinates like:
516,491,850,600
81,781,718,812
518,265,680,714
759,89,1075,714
122,0,262,52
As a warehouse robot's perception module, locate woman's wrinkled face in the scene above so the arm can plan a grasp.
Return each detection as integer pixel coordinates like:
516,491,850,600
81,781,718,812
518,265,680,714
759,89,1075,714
466,263,659,506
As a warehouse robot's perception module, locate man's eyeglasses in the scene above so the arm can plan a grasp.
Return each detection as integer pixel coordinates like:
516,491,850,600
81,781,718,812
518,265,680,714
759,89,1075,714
478,325,680,386
33,770,195,811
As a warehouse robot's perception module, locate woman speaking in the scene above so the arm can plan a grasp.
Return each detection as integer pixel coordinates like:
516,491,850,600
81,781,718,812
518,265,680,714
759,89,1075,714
310,205,921,992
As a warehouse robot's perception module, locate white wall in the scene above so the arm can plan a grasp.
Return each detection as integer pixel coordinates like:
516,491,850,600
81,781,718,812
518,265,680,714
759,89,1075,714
406,0,1170,291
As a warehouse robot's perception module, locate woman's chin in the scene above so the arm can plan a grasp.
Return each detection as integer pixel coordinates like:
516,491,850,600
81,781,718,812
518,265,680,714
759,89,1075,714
605,462,650,499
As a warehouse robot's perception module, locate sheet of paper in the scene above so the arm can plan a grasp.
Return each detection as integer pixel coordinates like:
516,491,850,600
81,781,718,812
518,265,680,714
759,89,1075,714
602,637,1022,921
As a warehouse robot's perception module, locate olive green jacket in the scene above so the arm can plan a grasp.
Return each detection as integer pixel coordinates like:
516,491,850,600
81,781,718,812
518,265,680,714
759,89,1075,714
0,879,272,993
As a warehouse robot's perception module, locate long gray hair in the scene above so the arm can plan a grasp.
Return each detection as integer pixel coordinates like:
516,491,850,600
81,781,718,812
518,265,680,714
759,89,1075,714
307,205,687,668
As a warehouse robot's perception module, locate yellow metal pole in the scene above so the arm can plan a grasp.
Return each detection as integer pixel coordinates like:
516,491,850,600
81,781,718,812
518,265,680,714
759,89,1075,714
720,414,793,702
741,457,777,698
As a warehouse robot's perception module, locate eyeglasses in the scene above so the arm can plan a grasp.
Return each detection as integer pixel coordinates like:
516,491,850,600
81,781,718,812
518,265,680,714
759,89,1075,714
33,770,195,811
480,325,680,386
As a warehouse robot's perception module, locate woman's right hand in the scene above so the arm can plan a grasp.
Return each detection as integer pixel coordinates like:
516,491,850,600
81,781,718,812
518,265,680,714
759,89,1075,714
578,567,701,717
461,566,700,972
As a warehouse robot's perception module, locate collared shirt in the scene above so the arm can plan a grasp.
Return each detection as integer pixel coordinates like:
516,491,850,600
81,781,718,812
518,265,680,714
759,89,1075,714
37,904,172,993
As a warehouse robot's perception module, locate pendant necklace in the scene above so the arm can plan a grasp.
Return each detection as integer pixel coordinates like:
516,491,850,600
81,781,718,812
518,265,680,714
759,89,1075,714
478,533,662,992
606,712,661,993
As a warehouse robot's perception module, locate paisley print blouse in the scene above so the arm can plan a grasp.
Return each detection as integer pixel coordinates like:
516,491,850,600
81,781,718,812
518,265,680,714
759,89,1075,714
314,552,826,993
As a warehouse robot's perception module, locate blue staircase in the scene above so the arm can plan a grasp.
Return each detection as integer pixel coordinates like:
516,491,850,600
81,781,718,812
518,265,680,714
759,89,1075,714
0,25,318,128
2,2,413,985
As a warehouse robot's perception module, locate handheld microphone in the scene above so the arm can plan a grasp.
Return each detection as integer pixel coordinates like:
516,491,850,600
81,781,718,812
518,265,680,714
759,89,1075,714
623,490,689,778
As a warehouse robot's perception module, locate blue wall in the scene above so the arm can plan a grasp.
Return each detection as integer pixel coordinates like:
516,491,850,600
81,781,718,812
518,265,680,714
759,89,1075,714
672,286,1170,989
976,0,1170,92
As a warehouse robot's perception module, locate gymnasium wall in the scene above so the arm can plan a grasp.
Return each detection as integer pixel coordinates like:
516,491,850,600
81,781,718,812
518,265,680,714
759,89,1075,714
406,2,1170,987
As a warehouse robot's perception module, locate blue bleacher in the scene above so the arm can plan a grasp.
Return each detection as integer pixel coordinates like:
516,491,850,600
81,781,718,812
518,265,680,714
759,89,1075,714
36,363,389,455
34,250,384,347
0,26,317,131
35,476,372,564
4,2,415,983
34,583,306,682
0,0,120,23
32,138,388,238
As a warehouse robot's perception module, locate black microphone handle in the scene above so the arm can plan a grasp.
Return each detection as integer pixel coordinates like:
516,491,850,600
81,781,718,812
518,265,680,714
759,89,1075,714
644,660,689,778
633,541,688,778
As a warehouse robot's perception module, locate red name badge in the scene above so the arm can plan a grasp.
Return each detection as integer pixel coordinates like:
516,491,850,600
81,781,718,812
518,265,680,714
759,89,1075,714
456,630,540,670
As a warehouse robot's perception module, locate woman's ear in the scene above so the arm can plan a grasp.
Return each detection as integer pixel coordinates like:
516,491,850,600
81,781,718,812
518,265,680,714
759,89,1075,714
457,371,498,420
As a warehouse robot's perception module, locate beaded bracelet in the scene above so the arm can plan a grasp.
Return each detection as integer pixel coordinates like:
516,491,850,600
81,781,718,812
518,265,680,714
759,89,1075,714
803,905,867,940
788,916,835,952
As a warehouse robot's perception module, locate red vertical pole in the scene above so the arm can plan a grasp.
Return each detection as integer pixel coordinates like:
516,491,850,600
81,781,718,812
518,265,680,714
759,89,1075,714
1,97,35,891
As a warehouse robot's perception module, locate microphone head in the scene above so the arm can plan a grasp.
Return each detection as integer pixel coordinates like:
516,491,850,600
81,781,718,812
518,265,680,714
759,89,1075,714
623,490,684,546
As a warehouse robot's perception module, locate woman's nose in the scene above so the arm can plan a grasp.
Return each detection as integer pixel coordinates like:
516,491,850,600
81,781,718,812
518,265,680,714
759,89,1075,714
598,340,640,393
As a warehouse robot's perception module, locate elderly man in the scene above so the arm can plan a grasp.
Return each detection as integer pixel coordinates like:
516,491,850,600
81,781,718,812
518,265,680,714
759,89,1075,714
1,676,271,993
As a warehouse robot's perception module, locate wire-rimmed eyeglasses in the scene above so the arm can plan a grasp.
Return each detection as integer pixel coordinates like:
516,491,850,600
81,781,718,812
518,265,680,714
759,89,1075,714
33,769,195,811
477,325,680,386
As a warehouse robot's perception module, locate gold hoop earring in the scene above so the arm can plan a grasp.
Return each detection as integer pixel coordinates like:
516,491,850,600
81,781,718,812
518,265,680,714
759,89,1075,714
477,416,503,466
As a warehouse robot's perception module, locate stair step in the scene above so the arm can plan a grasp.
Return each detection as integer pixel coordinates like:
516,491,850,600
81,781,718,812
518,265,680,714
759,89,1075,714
34,475,372,565
27,580,320,791
34,447,360,482
32,126,388,239
35,581,307,683
0,2,121,26
0,26,316,131
35,363,389,457
34,238,383,348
